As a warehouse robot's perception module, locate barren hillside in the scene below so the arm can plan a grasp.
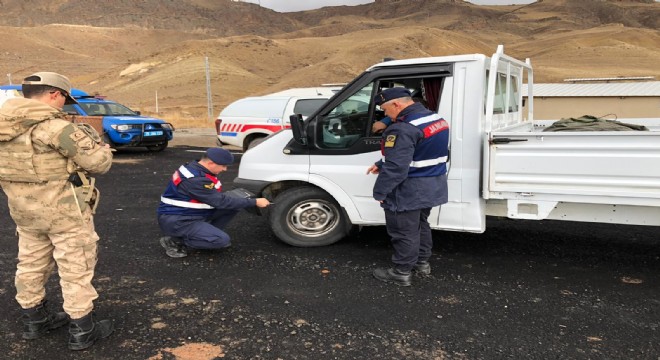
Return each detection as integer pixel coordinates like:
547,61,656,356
0,0,658,127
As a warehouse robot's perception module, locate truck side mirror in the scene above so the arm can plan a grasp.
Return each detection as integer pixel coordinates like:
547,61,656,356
289,114,306,145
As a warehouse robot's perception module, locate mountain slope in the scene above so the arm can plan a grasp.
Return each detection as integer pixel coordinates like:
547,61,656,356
0,0,658,124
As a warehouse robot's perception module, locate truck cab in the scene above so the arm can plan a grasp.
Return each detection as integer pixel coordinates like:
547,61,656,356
236,50,516,246
0,85,174,152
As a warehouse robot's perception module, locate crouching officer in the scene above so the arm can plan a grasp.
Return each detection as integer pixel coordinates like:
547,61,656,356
0,72,114,349
366,88,449,286
157,147,271,258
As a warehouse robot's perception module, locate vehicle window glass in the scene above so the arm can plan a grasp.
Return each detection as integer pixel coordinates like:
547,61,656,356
79,102,138,116
62,104,79,115
293,99,326,117
80,103,104,115
104,103,138,116
318,83,373,149
491,72,519,115
509,76,519,112
493,73,506,114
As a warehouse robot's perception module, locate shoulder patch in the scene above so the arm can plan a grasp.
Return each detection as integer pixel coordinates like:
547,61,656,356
384,135,396,148
203,182,215,189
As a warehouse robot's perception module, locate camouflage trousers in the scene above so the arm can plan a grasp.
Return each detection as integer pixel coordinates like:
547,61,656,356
15,210,100,319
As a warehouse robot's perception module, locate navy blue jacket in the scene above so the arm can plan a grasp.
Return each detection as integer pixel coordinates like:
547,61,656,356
373,103,449,212
158,161,255,217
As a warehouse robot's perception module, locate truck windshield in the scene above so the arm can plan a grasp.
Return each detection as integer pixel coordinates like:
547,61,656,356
79,102,139,116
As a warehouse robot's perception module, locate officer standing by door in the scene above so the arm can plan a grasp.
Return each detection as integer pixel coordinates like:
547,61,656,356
366,87,449,286
157,147,271,258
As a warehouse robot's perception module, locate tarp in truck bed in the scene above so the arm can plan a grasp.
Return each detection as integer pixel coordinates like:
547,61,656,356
542,115,649,132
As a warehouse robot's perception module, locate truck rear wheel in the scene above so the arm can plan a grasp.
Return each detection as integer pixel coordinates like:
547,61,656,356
269,186,350,247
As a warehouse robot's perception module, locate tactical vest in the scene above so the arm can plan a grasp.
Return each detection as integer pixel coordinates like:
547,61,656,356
0,124,71,183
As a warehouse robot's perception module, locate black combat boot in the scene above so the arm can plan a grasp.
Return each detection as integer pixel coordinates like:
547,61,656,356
68,313,114,351
21,300,69,340
413,260,431,275
372,267,412,286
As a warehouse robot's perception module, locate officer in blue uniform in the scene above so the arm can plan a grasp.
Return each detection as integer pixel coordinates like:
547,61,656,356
157,148,271,258
367,87,449,286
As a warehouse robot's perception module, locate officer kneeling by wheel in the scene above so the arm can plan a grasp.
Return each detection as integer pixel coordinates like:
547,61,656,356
157,147,271,258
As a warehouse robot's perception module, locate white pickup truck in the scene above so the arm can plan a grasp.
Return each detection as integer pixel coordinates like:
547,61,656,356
234,45,660,247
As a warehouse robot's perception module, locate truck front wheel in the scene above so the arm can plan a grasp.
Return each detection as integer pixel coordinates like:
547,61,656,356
244,135,266,152
270,186,350,247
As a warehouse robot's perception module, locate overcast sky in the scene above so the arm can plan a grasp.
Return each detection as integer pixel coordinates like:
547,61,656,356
241,0,536,12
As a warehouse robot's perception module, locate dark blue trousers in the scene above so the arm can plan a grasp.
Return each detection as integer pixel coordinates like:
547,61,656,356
158,209,239,249
384,207,433,272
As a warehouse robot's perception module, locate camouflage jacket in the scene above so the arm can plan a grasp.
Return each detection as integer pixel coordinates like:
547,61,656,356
0,97,113,231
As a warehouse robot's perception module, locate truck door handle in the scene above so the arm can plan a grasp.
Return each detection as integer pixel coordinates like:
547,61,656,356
489,138,528,144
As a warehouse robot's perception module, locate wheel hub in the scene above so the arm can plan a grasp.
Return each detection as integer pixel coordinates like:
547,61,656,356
289,201,337,235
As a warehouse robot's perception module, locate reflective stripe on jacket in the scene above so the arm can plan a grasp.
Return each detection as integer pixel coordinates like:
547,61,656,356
158,164,222,216
373,102,449,211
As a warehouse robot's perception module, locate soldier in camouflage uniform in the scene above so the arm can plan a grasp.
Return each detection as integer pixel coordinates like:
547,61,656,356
0,72,114,350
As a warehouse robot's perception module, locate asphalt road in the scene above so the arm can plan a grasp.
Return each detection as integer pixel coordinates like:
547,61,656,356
0,139,659,360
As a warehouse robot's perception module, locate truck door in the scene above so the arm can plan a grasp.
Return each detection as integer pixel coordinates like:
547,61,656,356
307,67,451,224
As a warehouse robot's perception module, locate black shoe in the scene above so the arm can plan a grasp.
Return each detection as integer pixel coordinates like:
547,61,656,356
160,236,188,258
413,261,431,275
372,267,412,286
21,300,69,340
68,313,114,351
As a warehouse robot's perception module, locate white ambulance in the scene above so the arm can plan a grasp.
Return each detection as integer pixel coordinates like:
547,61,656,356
215,87,341,151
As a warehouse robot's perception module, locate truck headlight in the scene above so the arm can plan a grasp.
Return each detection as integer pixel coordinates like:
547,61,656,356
161,123,174,130
110,124,132,131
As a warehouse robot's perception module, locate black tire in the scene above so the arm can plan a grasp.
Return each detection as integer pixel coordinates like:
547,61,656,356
269,186,350,247
147,141,168,152
244,136,266,152
246,137,266,151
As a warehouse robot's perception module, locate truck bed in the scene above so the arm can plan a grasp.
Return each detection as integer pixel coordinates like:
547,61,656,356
486,118,660,208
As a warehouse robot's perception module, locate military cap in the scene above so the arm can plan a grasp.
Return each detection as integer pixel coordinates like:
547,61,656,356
374,87,412,106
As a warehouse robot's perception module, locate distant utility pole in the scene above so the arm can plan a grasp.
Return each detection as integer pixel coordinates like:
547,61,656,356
6,73,12,85
155,90,159,114
205,56,213,121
